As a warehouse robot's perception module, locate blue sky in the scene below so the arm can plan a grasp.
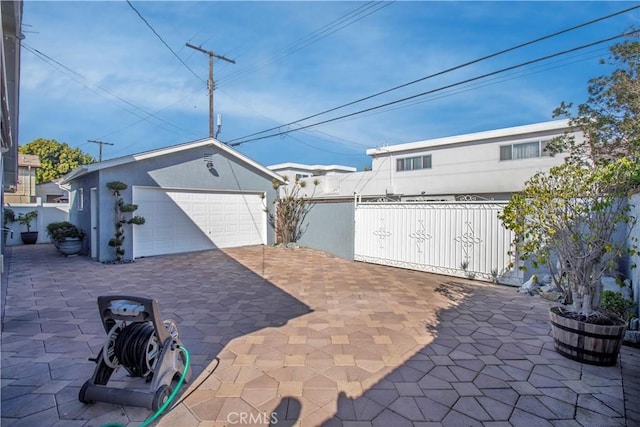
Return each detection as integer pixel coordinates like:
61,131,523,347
19,1,640,170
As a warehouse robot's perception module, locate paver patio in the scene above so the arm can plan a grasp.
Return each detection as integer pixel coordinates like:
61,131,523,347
1,244,639,426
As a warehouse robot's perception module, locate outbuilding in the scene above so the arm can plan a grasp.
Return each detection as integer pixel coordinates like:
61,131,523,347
61,138,283,262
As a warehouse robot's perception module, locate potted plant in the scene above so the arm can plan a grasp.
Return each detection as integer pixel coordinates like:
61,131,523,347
106,181,145,262
3,208,15,244
16,210,39,244
500,158,638,365
46,221,85,256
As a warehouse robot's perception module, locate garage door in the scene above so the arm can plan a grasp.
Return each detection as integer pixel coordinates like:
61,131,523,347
132,187,267,258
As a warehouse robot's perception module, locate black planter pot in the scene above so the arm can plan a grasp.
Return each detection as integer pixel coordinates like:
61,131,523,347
20,231,38,245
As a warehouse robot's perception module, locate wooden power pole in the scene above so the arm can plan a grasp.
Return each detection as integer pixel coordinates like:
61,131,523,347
186,43,235,138
88,140,114,162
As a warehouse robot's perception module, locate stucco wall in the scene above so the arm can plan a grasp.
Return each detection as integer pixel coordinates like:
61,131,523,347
297,200,355,260
68,144,279,262
626,193,640,315
3,203,69,245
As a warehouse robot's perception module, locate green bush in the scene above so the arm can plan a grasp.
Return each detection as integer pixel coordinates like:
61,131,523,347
601,290,637,321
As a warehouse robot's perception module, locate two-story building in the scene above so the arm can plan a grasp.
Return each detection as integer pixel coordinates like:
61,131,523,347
4,154,40,204
285,119,578,201
267,163,356,181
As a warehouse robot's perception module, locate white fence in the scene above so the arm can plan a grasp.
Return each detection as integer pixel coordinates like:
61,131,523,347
354,201,521,284
3,203,70,245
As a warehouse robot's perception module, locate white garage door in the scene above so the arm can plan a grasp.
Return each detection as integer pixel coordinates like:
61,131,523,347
132,187,267,258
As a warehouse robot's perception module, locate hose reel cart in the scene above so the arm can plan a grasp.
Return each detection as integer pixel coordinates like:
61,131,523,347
79,295,192,411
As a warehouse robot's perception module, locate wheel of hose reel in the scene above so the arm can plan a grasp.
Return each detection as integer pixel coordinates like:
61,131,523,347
163,319,179,339
102,321,125,369
144,332,160,378
78,380,94,404
152,385,172,411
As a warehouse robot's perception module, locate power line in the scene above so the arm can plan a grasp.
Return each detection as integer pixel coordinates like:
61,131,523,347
126,0,205,84
338,46,611,123
228,4,640,144
215,1,394,89
22,43,200,139
229,30,638,147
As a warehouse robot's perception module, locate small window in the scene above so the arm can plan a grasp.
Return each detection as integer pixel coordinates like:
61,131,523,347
397,155,432,172
500,140,548,161
77,188,84,211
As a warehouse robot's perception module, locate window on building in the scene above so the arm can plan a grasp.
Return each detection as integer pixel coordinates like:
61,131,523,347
77,188,84,211
397,155,432,172
500,140,551,161
295,173,311,180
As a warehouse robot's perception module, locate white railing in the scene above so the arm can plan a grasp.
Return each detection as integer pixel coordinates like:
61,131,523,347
354,201,521,284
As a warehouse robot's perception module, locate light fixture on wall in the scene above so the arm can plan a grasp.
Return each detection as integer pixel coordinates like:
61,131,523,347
203,153,214,170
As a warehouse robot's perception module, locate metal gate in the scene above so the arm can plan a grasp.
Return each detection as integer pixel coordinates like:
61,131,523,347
354,200,520,284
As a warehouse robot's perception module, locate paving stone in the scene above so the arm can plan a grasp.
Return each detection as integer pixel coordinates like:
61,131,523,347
510,408,554,427
452,382,483,396
353,395,385,421
508,381,543,395
388,397,425,421
476,396,515,421
413,396,450,422
372,408,413,427
395,382,423,397
1,390,56,418
419,389,460,408
550,421,583,427
452,397,492,421
516,395,557,420
537,387,578,406
441,410,483,427
575,407,626,427
537,395,576,419
577,394,623,417
3,244,640,427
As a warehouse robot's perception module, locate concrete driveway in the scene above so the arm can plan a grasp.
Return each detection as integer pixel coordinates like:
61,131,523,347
1,244,639,427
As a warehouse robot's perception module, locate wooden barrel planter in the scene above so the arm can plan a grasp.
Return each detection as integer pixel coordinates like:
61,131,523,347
549,307,626,366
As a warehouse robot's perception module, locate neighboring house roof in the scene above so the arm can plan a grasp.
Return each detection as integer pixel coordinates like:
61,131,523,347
366,119,572,156
268,162,357,174
61,137,285,184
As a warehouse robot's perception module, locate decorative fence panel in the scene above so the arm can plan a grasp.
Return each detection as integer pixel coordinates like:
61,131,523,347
354,201,520,284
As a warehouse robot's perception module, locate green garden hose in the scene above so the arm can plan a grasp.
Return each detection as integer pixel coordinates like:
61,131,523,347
103,344,190,427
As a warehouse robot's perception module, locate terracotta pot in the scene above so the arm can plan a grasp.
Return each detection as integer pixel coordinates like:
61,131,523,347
549,306,626,366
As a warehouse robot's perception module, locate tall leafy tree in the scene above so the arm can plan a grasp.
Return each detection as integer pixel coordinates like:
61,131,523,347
547,33,640,163
18,138,96,183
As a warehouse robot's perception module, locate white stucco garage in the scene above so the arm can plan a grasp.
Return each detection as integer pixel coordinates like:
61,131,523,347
132,187,267,258
62,138,283,262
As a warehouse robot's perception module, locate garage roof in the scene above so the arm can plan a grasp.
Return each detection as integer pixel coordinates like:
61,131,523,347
61,137,285,185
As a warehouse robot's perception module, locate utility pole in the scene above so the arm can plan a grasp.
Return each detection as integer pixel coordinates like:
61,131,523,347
88,140,114,162
186,42,235,138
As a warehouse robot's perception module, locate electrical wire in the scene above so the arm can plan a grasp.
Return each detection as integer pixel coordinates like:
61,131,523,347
22,43,200,139
216,1,395,88
227,4,640,144
229,30,639,147
126,0,205,84
337,46,611,123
